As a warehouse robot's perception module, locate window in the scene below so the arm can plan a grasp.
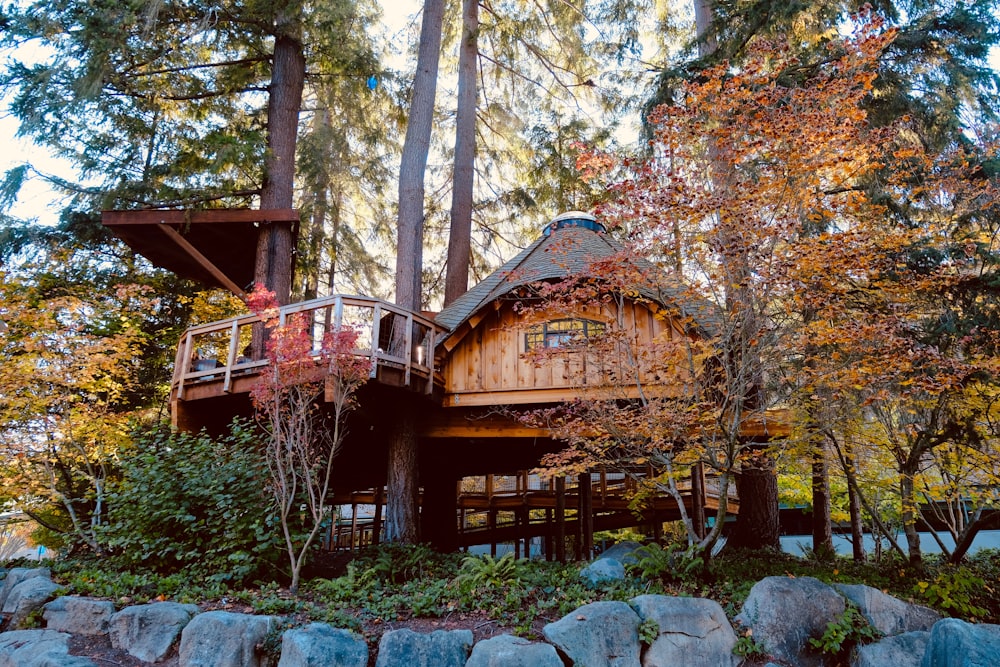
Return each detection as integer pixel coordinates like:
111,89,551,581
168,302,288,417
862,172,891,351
525,318,606,350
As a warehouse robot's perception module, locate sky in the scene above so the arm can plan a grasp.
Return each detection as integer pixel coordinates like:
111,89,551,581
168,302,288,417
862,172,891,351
1,16,998,229
0,2,421,228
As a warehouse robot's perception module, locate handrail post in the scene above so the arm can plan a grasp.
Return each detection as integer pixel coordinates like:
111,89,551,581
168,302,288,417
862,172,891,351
223,320,240,393
426,326,436,394
177,333,194,400
370,302,382,379
403,312,413,386
333,295,343,331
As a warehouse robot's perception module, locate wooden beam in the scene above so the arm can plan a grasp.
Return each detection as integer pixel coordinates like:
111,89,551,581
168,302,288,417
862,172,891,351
157,224,246,298
418,411,551,438
102,208,299,225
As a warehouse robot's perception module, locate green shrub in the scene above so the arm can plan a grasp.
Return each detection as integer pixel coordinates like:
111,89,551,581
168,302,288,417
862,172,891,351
99,420,280,584
628,541,703,583
914,568,989,620
808,603,881,660
456,552,521,594
733,628,768,660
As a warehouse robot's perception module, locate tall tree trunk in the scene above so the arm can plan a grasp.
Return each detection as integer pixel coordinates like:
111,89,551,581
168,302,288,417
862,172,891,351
385,407,420,543
900,468,922,563
695,0,781,552
842,438,866,562
693,0,718,58
387,0,445,544
812,440,834,559
443,0,478,306
325,191,342,295
256,23,305,306
395,0,445,311
725,450,780,551
302,107,331,301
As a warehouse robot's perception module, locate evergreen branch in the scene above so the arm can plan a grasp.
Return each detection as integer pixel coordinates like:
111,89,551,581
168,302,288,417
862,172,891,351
127,57,269,78
107,86,270,102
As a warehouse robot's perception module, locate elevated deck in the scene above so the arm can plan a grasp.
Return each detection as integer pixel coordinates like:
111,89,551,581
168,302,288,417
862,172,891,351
327,466,736,555
170,295,448,420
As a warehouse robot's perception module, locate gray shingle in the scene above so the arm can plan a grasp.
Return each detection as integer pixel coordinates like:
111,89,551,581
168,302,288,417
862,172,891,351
435,226,720,335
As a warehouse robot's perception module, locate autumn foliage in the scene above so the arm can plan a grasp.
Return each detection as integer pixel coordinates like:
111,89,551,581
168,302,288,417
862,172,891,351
537,13,1000,562
247,284,370,594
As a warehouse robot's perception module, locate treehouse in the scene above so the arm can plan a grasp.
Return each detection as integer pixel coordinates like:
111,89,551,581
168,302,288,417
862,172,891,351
103,209,787,556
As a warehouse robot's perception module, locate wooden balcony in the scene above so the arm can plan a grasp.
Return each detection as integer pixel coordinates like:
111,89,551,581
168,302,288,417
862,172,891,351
170,294,448,406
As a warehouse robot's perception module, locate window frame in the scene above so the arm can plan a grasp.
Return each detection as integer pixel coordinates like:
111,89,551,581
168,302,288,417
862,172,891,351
524,318,606,351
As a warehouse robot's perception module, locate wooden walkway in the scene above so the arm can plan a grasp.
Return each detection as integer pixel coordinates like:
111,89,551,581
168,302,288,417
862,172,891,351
327,466,737,558
170,294,448,405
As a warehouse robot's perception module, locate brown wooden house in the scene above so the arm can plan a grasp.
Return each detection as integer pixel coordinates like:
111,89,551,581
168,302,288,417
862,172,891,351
105,209,785,557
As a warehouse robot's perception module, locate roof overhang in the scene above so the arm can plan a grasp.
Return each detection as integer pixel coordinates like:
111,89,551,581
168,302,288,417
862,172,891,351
101,209,299,297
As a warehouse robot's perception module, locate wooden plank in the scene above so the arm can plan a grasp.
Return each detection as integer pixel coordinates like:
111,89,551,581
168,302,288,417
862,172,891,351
470,327,483,391
450,341,466,392
102,208,299,225
500,318,517,390
442,383,673,407
157,224,246,298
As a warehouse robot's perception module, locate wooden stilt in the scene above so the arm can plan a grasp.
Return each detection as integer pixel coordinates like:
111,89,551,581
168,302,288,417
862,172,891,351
544,509,553,561
692,462,707,540
489,509,497,557
350,502,358,549
555,476,566,563
372,486,383,546
579,472,593,560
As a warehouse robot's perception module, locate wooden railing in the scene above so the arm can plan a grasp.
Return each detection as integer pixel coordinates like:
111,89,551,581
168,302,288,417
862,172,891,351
171,294,448,399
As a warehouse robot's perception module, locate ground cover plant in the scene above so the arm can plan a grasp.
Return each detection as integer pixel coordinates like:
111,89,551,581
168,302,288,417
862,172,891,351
14,541,996,648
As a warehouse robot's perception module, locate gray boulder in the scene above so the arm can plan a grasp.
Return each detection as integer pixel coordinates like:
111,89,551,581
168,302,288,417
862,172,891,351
599,541,645,567
375,629,473,667
543,600,641,667
179,610,275,667
631,595,738,667
110,601,200,663
853,631,929,667
835,583,940,636
922,618,1000,667
277,623,367,667
0,570,50,610
581,558,626,585
735,576,846,667
1,578,61,630
464,634,564,667
43,596,115,636
0,629,96,667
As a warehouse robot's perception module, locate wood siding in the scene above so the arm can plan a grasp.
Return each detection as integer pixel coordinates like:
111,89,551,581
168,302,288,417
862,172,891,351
442,300,689,406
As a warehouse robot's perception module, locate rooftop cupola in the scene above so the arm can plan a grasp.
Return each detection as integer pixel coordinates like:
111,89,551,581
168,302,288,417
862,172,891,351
544,210,606,236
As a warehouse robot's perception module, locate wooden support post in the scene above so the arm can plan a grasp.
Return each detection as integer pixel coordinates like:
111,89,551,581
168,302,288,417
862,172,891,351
372,486,383,546
691,462,707,540
350,502,359,549
579,472,593,560
457,480,465,538
544,509,553,561
518,507,529,558
555,476,566,563
489,509,497,557
517,509,524,559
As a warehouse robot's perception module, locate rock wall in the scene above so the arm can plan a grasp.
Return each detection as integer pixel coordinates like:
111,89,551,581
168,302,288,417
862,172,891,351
1,567,998,667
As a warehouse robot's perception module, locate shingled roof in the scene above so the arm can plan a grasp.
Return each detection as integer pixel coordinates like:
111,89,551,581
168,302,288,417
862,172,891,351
435,211,720,335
